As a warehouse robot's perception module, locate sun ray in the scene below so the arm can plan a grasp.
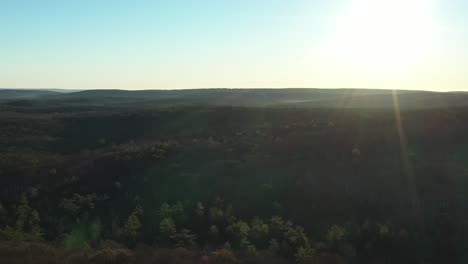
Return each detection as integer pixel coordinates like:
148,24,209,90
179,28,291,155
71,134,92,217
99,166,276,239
392,90,412,178
321,0,437,75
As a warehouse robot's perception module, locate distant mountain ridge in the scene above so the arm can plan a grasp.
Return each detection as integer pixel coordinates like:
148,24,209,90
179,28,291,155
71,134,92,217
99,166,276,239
0,89,60,99
1,88,467,110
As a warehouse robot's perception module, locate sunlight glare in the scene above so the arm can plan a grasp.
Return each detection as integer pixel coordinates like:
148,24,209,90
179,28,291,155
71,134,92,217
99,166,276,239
323,0,438,73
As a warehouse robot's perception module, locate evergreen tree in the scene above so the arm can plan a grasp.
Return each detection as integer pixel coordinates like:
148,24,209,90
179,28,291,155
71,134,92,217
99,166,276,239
250,217,269,248
172,228,197,248
15,194,42,239
160,217,176,239
122,205,143,246
295,242,315,264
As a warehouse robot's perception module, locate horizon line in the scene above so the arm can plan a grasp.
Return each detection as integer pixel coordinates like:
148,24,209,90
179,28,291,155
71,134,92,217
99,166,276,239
0,87,466,93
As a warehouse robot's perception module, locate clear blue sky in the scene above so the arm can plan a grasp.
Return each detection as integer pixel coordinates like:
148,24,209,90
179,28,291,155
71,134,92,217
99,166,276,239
1,0,467,90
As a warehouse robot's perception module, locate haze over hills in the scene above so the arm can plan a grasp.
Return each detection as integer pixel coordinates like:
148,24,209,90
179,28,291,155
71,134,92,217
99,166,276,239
1,88,467,110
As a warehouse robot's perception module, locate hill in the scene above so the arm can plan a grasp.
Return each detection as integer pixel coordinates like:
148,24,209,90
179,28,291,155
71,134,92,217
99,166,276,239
2,88,468,110
0,88,468,263
0,89,60,101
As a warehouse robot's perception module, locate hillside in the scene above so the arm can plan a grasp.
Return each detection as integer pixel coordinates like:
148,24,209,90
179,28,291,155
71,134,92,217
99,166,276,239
0,89,60,101
3,88,468,110
0,88,467,263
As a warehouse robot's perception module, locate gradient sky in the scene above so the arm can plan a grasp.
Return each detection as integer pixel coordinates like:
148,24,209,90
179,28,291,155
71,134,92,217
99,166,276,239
1,0,467,91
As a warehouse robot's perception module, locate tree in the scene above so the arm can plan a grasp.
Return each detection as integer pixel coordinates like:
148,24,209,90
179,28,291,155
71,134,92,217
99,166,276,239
159,203,172,219
122,205,143,246
160,217,176,239
15,194,42,239
325,224,354,257
0,195,42,241
250,217,269,248
326,225,346,245
159,202,186,225
240,237,257,256
63,224,91,250
60,193,98,223
270,216,285,238
295,242,315,264
171,202,185,224
285,224,309,249
172,228,197,248
227,220,250,247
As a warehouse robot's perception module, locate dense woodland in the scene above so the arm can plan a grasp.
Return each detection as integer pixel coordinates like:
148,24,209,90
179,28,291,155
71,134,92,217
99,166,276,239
1,89,468,263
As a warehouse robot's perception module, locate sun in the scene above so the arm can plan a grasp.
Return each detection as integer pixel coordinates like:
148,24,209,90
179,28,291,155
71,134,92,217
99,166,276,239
322,0,438,73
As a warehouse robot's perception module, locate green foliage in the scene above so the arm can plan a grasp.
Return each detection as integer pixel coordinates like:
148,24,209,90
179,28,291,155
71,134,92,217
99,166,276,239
63,224,91,250
246,244,257,257
240,237,251,249
171,228,197,248
294,242,315,264
0,226,27,241
1,195,43,241
249,217,269,247
5,93,468,263
285,224,309,248
240,237,257,256
122,206,143,245
160,217,176,238
0,194,451,263
230,221,250,238
89,220,102,241
159,203,172,219
227,220,250,247
208,197,236,224
171,202,185,223
0,224,43,242
60,193,98,221
325,224,355,257
326,225,346,244
159,202,186,224
270,216,285,238
62,219,102,251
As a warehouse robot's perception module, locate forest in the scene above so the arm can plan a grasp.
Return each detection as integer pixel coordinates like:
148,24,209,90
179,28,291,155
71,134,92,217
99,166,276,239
1,88,468,263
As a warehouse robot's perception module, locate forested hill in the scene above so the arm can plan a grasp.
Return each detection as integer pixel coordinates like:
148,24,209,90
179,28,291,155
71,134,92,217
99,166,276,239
1,89,468,263
2,88,468,109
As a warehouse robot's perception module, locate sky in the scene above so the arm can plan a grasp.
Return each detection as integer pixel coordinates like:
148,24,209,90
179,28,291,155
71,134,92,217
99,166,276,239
1,0,467,91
